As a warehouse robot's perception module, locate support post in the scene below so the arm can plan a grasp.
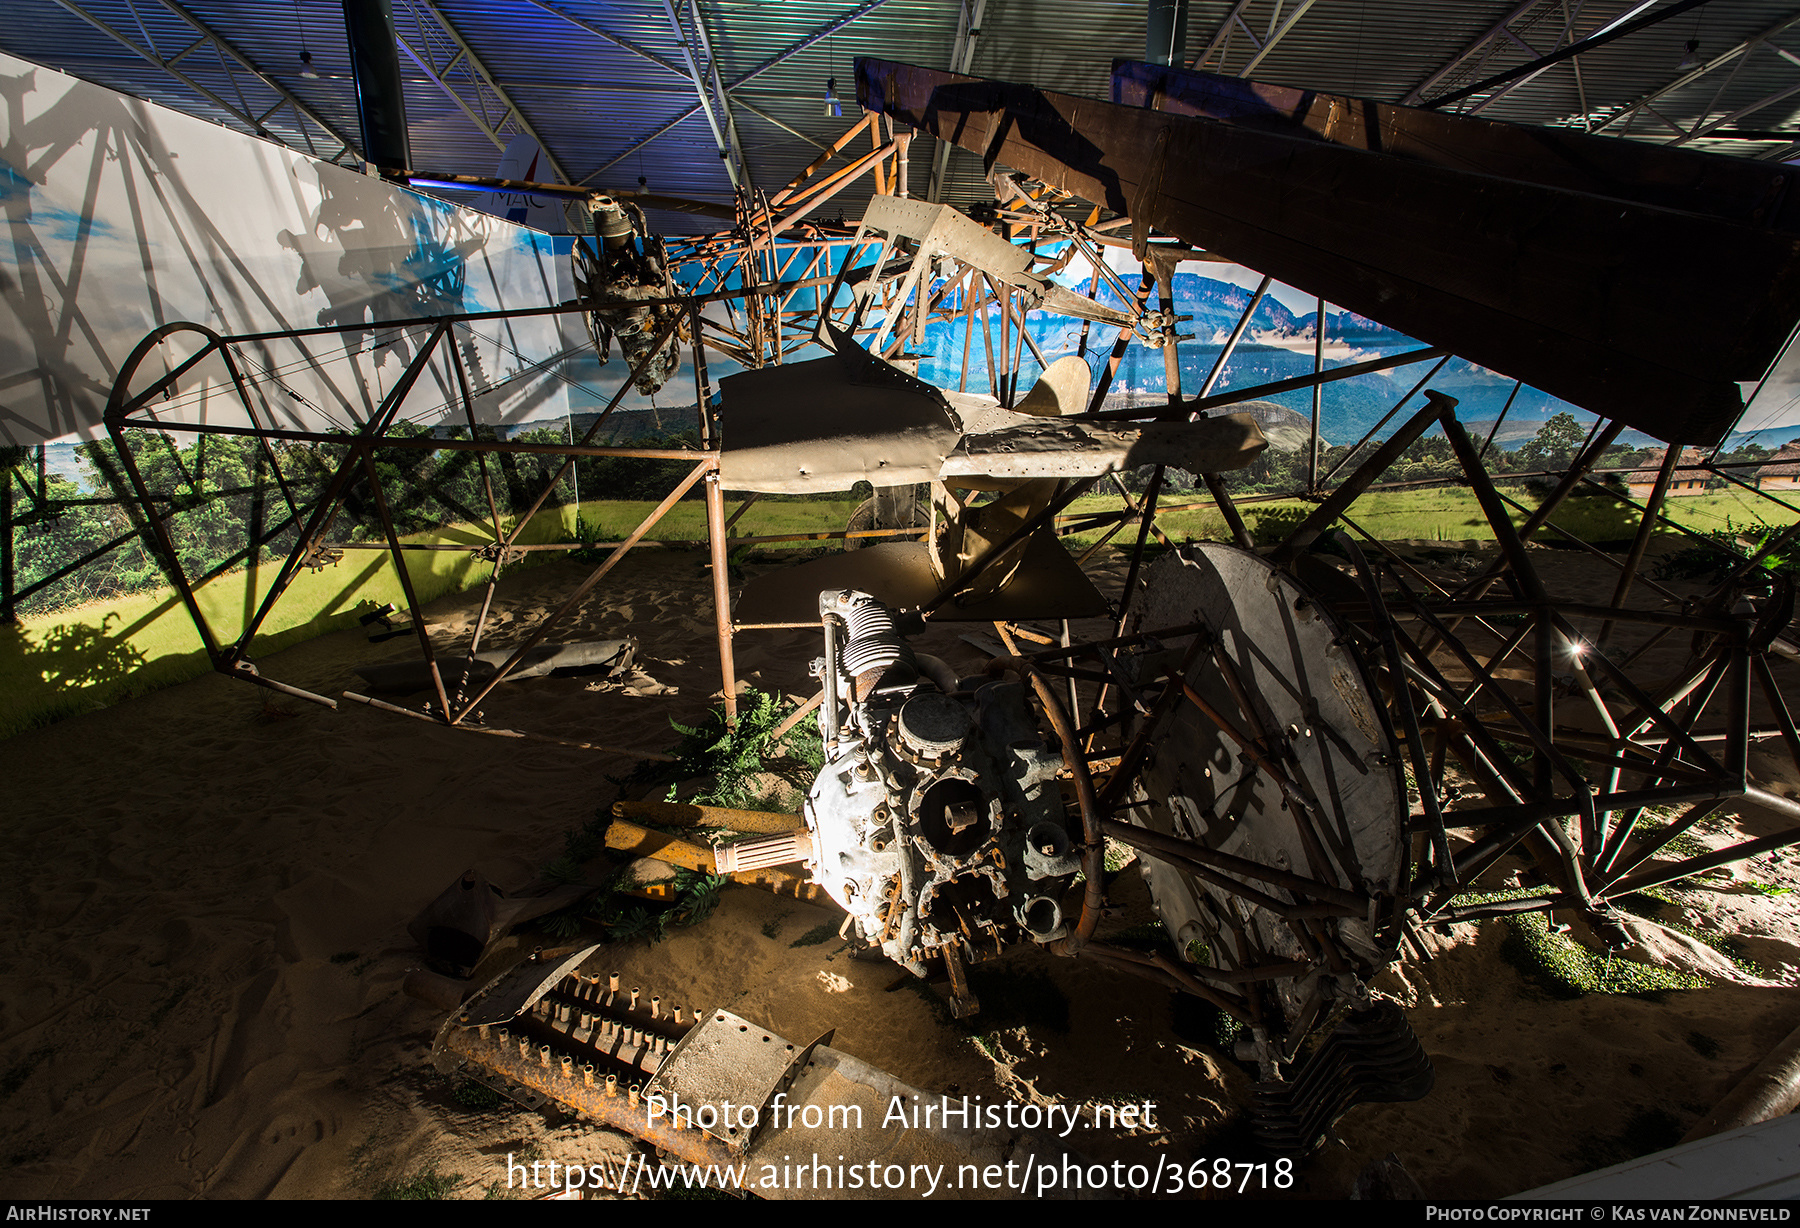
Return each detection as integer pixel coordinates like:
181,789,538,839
1,459,13,624
1597,442,1682,651
1309,296,1323,491
706,468,739,722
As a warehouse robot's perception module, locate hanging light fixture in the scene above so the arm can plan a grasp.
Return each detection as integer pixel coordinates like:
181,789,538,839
823,29,841,119
1677,10,1703,71
295,1,320,78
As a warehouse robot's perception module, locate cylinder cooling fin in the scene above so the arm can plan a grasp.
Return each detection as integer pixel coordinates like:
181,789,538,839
803,590,1073,1013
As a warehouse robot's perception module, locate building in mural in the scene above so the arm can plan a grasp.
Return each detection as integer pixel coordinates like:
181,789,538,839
1625,445,1711,499
1755,440,1800,492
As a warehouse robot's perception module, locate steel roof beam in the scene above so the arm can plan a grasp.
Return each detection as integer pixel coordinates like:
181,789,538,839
661,0,742,189
1576,10,1800,147
690,0,749,186
1190,0,1320,78
721,0,900,92
1191,1,1255,72
522,0,688,78
1465,1,1659,117
1422,0,1719,114
1402,1,1565,106
928,0,987,203
572,0,899,186
732,97,829,152
1674,76,1800,148
45,0,358,163
395,0,571,183
1584,12,1800,132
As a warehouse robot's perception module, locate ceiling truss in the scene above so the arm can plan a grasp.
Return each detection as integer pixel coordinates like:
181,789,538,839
1190,0,1322,78
44,0,360,163
1582,8,1800,157
537,0,899,188
1403,0,1595,107
660,0,747,190
395,0,572,182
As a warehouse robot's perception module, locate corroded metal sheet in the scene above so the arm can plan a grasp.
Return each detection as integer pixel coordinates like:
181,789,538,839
719,333,1265,493
856,57,1800,444
459,944,602,1027
645,1009,808,1152
436,958,1064,1200
861,195,1132,326
946,411,1265,479
718,354,961,494
1111,60,1800,231
1127,544,1405,1033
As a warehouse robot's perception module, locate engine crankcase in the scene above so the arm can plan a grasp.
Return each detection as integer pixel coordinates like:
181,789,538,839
803,591,1072,980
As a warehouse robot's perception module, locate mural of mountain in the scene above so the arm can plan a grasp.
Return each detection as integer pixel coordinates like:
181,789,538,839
1077,272,1306,337
928,270,1599,446
1231,400,1318,451
1722,424,1800,452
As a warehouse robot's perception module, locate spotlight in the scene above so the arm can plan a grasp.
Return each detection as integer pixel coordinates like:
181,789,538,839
824,77,841,119
294,1,319,78
1678,38,1700,70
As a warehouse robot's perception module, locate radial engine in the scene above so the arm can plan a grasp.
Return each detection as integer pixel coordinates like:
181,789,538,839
802,589,1078,1017
573,195,682,396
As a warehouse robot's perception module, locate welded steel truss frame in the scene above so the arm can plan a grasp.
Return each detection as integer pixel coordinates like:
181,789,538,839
978,390,1800,1030
76,180,1800,790
76,97,1800,985
79,135,1183,740
74,132,894,723
100,304,733,747
393,0,572,182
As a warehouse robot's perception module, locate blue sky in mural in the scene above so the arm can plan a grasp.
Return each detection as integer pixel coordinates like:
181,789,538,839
396,229,1800,451
0,159,117,246
896,242,1598,448
540,237,861,426
1733,329,1800,441
535,230,1552,446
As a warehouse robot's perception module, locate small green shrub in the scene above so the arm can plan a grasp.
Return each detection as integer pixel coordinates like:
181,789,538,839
452,1080,504,1111
1501,911,1709,998
377,1163,464,1199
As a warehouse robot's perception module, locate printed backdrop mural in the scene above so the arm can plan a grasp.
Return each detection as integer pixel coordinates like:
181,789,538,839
0,49,580,446
5,42,1793,458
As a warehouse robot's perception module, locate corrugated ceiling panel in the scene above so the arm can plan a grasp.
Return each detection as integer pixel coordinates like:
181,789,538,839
7,0,1800,236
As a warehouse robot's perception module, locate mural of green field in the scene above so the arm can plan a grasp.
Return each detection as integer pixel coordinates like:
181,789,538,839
1059,485,1800,549
5,485,1795,739
0,498,871,739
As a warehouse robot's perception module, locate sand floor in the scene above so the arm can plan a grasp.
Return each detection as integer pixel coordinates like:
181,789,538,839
2,541,1797,1200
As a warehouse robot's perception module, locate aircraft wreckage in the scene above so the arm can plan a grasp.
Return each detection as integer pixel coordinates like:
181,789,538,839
91,49,1800,1173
